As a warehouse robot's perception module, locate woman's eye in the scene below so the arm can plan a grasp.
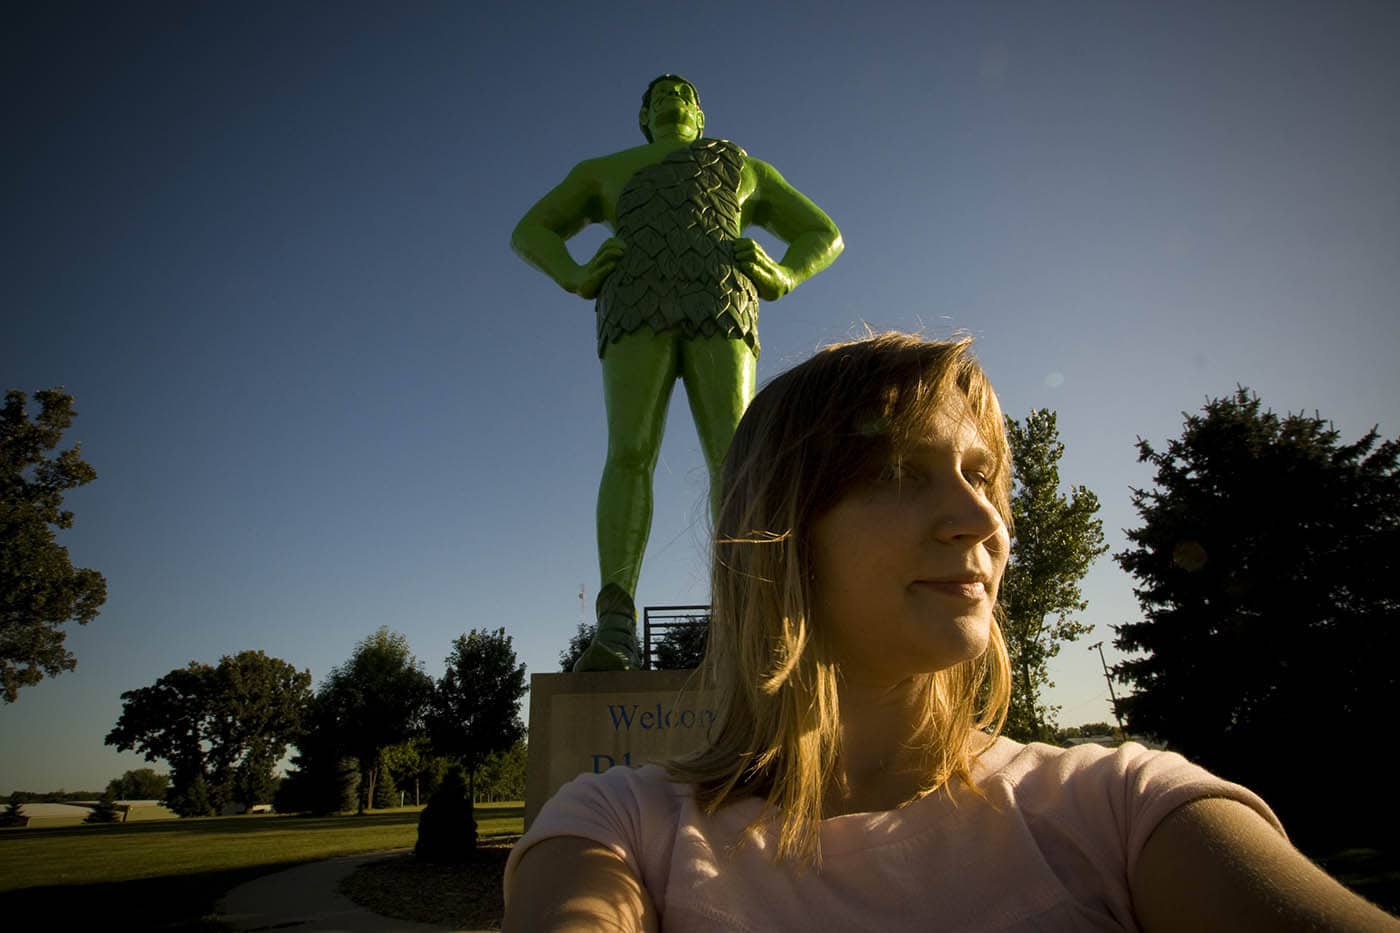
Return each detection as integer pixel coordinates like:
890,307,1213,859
964,470,991,490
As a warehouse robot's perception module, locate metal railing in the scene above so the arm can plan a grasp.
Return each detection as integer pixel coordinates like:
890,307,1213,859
641,604,711,670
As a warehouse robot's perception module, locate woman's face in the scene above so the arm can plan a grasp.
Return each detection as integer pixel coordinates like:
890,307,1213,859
809,393,1010,686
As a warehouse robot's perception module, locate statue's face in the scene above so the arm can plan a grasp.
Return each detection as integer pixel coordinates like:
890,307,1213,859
643,79,703,141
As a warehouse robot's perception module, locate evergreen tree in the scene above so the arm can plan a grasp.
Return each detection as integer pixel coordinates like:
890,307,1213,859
171,774,214,817
415,765,476,862
372,750,399,809
1000,410,1107,741
85,790,122,824
1114,388,1399,846
333,757,361,814
0,793,24,827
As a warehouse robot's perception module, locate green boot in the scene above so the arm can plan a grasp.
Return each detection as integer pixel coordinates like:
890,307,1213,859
573,583,643,672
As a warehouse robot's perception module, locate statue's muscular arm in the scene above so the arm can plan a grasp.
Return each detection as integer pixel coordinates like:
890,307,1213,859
734,157,844,301
511,159,627,300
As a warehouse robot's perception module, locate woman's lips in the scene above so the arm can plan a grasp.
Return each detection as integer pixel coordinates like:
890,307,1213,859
914,581,987,599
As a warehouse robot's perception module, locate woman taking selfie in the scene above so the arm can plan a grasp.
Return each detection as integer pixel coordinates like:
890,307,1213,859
505,333,1396,931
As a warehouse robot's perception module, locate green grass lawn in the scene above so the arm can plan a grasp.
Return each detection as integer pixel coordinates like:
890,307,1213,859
0,802,523,930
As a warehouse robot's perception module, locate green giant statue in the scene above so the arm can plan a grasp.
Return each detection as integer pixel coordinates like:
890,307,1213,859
511,75,843,671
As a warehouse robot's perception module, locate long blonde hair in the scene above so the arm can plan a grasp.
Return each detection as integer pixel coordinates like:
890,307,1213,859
667,333,1013,864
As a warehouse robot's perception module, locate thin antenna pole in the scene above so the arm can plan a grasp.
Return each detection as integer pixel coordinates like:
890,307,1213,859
1088,641,1127,735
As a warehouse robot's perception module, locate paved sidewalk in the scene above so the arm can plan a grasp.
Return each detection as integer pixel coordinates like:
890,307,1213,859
217,849,489,932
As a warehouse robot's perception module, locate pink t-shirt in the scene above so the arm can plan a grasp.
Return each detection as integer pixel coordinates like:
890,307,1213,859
506,738,1282,931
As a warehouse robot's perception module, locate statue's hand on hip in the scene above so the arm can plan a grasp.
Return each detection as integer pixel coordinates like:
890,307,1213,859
732,238,794,301
570,237,627,300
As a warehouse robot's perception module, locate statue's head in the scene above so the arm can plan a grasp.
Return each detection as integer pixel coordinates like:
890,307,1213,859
639,74,704,142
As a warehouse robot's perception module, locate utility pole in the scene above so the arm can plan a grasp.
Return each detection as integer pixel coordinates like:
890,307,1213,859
1088,641,1127,736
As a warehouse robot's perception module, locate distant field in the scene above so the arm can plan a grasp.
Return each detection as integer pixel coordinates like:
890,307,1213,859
0,802,524,929
17,802,179,829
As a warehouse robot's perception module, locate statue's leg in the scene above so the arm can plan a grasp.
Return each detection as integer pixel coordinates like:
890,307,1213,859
679,335,757,521
575,329,678,672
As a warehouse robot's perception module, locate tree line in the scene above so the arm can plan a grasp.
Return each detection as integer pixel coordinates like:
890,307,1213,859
10,382,1398,847
104,626,526,819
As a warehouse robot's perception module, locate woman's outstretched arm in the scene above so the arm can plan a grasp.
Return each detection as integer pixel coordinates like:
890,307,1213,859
504,835,660,933
1132,797,1399,931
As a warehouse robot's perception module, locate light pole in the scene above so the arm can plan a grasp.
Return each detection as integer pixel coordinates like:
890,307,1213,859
1088,641,1127,736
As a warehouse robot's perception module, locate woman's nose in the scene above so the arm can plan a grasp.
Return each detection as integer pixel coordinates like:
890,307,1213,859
932,477,1004,545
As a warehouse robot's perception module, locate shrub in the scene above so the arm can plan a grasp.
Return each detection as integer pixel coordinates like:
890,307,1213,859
85,791,122,824
0,793,25,827
414,765,476,863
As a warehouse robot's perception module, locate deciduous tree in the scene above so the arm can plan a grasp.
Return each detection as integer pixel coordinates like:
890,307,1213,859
1,389,107,702
381,736,446,807
313,627,434,812
106,651,311,814
106,768,170,801
1000,410,1107,741
1114,388,1399,846
559,621,595,672
475,739,527,802
106,663,212,813
427,628,526,814
651,614,709,670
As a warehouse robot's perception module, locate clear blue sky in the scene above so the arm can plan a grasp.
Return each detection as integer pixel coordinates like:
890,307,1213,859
4,1,1397,792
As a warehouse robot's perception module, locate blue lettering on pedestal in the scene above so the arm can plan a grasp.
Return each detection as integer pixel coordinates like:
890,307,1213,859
592,752,632,772
606,703,716,731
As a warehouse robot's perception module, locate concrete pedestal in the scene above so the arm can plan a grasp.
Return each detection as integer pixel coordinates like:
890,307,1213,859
524,670,716,829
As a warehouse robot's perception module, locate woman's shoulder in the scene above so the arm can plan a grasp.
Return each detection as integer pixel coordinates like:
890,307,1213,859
506,765,694,901
972,734,1283,848
977,734,1211,796
547,763,693,822
979,730,1167,767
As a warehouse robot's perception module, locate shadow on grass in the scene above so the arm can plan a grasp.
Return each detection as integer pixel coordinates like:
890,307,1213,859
0,861,304,931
